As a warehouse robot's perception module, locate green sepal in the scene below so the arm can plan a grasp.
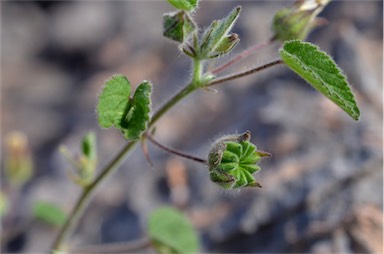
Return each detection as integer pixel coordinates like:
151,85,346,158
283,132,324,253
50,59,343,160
280,40,360,120
208,131,269,189
148,207,199,254
208,33,240,58
200,6,241,59
163,11,196,43
272,0,331,41
167,0,198,12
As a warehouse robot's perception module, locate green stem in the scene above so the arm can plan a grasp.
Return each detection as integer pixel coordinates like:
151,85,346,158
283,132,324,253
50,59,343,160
51,141,137,251
51,59,203,253
149,83,195,126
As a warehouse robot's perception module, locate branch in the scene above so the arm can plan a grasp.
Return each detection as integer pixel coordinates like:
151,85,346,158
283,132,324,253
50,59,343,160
207,59,284,87
145,133,207,164
210,36,277,75
50,61,203,253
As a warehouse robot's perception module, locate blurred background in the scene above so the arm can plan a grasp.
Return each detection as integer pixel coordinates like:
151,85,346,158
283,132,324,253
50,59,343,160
1,0,382,253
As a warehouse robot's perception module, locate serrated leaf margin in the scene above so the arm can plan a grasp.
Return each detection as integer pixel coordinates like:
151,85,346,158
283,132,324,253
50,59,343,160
280,40,360,120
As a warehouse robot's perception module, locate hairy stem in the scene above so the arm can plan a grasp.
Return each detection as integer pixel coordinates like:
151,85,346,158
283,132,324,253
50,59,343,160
207,59,284,87
145,133,207,164
51,60,203,253
211,36,276,75
50,51,277,253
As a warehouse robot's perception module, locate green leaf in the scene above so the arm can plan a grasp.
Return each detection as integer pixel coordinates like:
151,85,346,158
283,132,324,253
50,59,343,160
32,201,67,227
148,207,199,254
97,75,131,129
163,11,196,43
280,40,360,120
97,76,152,140
121,81,152,140
167,0,198,11
208,131,267,189
200,6,241,58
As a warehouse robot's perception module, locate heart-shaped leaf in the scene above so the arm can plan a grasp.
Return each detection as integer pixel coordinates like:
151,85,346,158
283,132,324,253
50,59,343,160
97,75,152,140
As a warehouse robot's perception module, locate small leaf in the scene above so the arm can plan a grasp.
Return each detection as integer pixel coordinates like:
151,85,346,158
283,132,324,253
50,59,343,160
200,6,241,58
97,76,152,140
33,201,67,227
280,40,360,120
163,11,196,43
97,75,131,129
167,0,198,11
148,207,199,254
121,81,152,140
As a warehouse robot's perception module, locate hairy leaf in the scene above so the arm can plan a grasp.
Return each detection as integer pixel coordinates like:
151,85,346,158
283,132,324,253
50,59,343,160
148,207,199,254
97,75,131,129
33,201,67,227
280,40,360,120
97,76,152,140
167,0,198,11
163,11,196,43
121,81,152,140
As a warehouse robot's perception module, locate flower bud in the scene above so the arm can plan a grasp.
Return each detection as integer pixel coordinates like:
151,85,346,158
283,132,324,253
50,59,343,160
272,0,331,41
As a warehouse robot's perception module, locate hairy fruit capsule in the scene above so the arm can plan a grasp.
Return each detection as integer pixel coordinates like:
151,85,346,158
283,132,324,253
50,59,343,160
208,131,270,189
